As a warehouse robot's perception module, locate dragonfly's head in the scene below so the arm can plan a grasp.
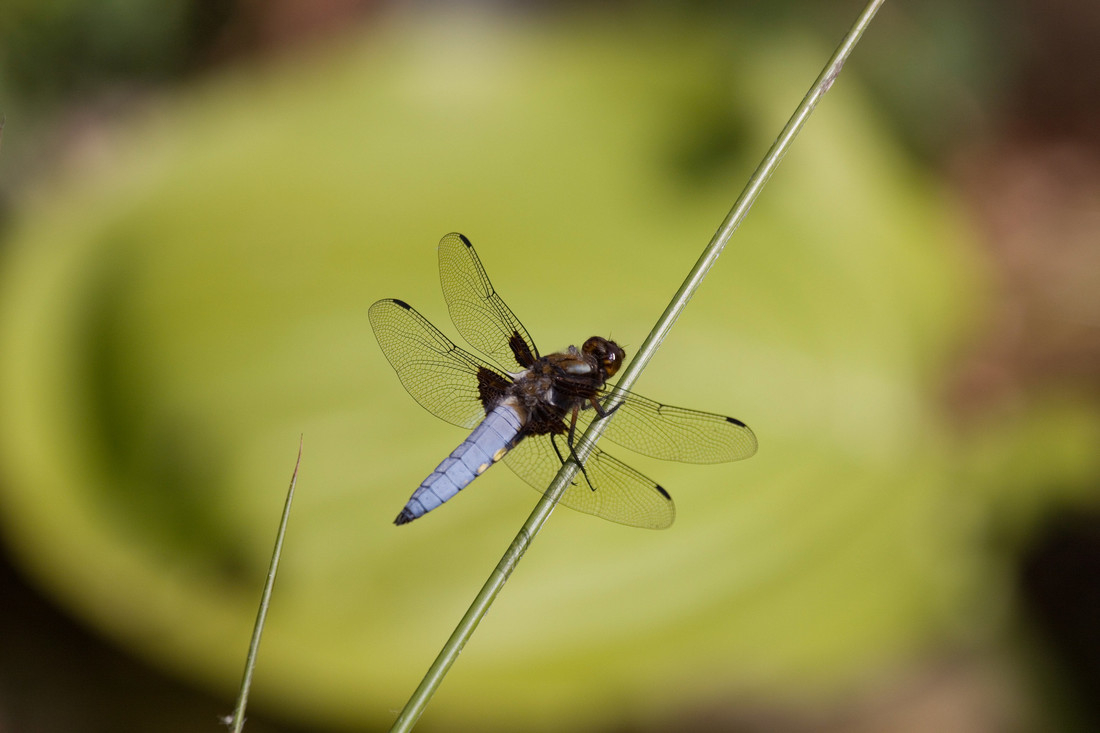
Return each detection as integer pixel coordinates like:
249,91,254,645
582,337,625,380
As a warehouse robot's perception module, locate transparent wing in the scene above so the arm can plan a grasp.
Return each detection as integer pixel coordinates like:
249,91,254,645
438,232,540,370
576,389,758,464
503,436,676,529
368,298,507,429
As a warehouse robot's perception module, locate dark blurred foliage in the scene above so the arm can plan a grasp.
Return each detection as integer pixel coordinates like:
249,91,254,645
1018,510,1100,732
0,0,383,196
0,0,386,103
2,0,1096,180
0,0,233,110
0,551,314,733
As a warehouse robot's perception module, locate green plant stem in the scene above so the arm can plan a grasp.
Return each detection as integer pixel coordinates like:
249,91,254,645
388,2,885,729
228,436,303,733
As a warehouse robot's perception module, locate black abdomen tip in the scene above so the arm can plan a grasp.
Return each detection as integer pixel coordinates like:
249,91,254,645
394,508,416,525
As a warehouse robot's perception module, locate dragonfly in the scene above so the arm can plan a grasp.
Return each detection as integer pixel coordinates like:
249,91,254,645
369,233,757,529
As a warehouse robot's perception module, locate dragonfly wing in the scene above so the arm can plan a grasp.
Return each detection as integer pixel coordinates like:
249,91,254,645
503,436,675,529
580,389,758,464
438,232,540,370
368,298,508,429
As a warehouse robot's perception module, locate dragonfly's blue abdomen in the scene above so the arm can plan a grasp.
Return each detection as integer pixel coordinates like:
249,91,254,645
394,403,523,525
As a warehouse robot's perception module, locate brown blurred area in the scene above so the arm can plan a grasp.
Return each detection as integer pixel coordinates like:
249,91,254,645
205,0,383,63
947,3,1100,732
948,0,1100,413
1,1,1098,731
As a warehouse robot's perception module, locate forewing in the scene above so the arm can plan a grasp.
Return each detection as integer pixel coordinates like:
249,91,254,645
583,390,758,464
503,437,676,529
368,298,507,429
438,232,539,370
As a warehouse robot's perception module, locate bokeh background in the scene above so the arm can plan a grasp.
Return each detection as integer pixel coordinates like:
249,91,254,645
1,1,1098,731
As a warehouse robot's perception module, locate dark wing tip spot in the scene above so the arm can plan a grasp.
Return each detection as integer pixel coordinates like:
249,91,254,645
457,233,473,247
391,299,412,310
655,484,671,500
725,416,747,427
394,508,415,525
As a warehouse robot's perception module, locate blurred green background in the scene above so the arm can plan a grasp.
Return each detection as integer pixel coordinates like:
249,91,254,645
1,2,1099,732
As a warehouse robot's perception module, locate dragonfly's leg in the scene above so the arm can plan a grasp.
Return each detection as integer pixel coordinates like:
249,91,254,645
550,432,567,464
565,406,601,492
589,396,622,420
552,433,596,492
549,434,573,485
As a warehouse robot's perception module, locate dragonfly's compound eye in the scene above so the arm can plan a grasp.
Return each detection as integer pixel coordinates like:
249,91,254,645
604,347,625,377
582,337,625,378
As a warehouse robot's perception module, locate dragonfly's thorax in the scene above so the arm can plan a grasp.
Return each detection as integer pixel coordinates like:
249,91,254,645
501,336,625,433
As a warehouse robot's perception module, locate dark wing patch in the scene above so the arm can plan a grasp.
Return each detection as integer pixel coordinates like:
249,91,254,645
438,232,540,370
509,330,536,369
476,367,510,410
